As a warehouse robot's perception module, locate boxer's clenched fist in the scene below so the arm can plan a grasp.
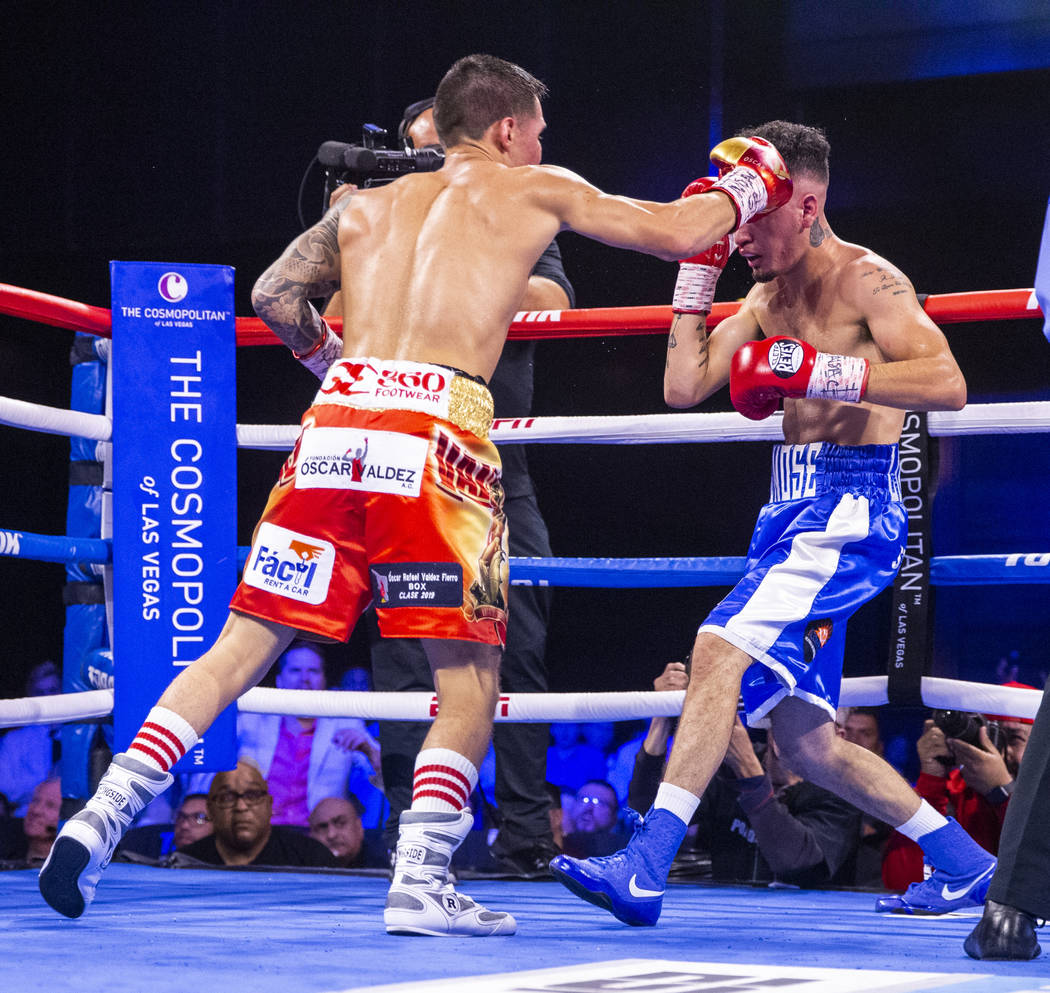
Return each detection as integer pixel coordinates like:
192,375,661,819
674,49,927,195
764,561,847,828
708,136,793,229
730,335,870,420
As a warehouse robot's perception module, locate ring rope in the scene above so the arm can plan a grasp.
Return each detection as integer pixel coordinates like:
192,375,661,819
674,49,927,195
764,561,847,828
1,677,1041,729
5,399,1048,449
0,395,111,442
0,283,1041,344
1,528,1046,586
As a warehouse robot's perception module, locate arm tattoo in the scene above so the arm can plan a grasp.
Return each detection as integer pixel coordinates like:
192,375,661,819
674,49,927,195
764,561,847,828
251,202,346,354
868,266,909,297
696,331,709,371
809,218,826,247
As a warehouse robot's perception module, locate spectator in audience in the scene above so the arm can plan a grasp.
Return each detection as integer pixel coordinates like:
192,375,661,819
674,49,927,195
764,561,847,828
173,793,213,850
307,796,387,868
608,660,689,802
177,760,336,868
838,707,894,887
339,667,373,694
882,693,1034,891
561,780,631,858
0,777,60,863
0,662,62,816
338,666,381,741
308,796,364,866
545,783,565,851
843,707,884,756
119,791,214,860
546,723,609,795
238,642,382,828
630,662,862,887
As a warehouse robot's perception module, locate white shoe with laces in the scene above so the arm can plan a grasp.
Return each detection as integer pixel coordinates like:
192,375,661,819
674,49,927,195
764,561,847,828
384,809,516,936
39,753,173,918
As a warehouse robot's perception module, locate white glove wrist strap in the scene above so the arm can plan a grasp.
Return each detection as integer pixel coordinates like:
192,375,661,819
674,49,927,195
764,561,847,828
806,351,869,403
672,263,721,314
712,168,768,227
296,321,343,380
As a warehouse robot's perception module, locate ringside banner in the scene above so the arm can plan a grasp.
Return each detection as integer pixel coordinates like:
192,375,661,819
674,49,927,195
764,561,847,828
111,261,237,771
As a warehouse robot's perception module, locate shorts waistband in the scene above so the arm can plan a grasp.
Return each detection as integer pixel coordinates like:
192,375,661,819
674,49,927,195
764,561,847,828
770,442,901,503
313,357,494,440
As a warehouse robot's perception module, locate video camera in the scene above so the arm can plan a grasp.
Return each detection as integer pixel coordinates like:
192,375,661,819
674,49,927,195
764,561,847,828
318,123,444,194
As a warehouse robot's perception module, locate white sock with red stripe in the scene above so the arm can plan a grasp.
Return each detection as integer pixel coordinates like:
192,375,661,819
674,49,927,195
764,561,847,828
411,747,477,812
127,706,199,772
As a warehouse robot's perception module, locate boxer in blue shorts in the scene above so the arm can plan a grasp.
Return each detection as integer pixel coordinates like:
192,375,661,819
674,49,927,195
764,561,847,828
711,441,905,726
552,120,997,927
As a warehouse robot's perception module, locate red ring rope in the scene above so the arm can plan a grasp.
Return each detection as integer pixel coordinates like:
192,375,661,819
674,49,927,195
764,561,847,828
0,282,1041,344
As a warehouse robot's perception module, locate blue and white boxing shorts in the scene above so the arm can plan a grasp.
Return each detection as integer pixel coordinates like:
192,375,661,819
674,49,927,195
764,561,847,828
700,442,906,725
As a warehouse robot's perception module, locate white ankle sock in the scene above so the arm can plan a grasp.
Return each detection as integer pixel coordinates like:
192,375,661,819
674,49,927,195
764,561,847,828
654,782,700,826
412,748,478,812
127,706,199,773
895,799,949,841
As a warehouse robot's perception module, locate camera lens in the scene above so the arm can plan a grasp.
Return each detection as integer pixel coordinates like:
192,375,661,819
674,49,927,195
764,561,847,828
932,709,985,747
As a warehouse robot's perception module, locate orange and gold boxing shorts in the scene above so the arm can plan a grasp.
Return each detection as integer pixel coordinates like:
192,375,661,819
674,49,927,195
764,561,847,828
230,357,508,646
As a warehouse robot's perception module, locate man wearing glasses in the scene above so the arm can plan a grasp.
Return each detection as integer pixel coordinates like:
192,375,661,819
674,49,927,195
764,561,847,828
171,794,212,851
176,761,335,868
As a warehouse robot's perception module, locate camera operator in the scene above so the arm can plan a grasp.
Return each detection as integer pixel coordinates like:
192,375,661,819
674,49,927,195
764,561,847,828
326,96,574,878
882,685,1034,892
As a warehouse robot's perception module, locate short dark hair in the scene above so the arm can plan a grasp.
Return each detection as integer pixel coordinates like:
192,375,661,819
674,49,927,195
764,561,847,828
434,54,547,147
736,120,830,185
576,779,619,803
849,707,883,727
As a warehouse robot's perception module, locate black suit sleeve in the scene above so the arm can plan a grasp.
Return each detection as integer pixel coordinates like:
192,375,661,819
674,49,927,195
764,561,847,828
530,239,575,308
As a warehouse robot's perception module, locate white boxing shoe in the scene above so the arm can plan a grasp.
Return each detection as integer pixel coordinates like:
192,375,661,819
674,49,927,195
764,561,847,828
384,809,516,936
39,753,172,918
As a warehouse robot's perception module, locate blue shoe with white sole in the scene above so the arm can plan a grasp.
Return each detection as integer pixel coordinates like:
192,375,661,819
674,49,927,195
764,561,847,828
550,807,686,927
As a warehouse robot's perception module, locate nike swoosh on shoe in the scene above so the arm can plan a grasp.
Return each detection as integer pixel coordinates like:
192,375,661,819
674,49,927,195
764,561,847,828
628,874,664,899
942,864,995,902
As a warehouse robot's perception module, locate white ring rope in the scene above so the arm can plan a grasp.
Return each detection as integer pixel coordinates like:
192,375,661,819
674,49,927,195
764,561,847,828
0,689,114,726
235,401,1050,451
0,678,1040,728
0,395,111,441
5,397,1049,448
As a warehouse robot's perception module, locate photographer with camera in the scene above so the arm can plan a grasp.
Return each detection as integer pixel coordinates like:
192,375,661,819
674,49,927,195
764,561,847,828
882,689,1034,894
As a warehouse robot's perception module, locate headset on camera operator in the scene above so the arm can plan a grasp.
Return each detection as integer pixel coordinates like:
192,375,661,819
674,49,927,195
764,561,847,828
881,684,1035,891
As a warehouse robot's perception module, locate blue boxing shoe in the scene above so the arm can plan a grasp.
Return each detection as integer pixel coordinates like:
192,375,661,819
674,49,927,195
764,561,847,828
876,817,997,915
549,807,687,927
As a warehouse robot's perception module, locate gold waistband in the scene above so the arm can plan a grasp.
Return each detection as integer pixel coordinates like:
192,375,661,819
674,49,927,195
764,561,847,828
448,374,494,440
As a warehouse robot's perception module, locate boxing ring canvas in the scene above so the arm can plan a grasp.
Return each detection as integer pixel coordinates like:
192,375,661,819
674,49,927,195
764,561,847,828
3,865,1049,992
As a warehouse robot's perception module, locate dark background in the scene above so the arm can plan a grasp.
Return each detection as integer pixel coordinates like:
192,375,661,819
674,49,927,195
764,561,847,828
2,2,1049,714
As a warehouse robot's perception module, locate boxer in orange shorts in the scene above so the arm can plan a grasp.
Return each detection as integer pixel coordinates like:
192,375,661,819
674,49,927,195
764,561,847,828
40,53,791,934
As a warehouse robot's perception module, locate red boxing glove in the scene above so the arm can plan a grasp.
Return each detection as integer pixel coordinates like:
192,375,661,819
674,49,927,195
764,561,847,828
708,136,793,229
730,336,871,421
672,177,734,314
